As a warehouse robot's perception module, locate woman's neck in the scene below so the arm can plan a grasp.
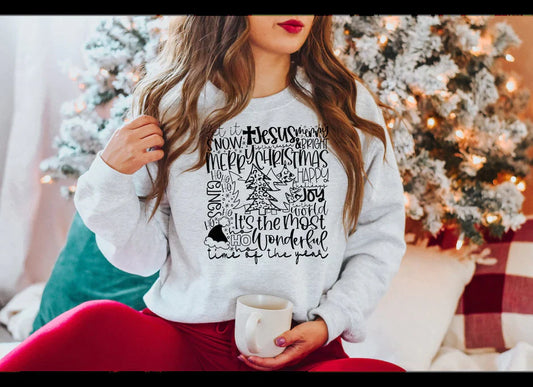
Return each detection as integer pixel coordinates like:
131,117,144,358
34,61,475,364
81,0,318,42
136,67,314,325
251,47,291,98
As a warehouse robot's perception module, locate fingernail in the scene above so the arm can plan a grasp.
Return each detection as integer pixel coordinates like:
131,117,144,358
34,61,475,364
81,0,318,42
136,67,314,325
237,355,245,362
275,337,286,347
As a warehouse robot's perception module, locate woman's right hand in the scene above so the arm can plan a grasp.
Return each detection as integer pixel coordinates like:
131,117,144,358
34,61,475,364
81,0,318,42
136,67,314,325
100,115,165,175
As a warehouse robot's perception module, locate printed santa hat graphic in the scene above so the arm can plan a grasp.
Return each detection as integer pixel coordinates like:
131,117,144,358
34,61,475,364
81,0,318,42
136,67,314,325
204,217,230,250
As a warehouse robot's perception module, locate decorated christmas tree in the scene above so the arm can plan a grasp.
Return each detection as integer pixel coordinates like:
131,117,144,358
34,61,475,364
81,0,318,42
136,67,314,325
39,16,168,197
41,15,533,248
334,15,533,246
244,164,282,215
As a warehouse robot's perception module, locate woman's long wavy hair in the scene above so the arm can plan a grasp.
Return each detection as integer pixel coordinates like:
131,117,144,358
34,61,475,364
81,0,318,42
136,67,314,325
132,15,387,237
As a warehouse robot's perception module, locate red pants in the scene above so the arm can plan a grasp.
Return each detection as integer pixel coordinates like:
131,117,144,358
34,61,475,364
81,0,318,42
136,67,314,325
0,300,404,372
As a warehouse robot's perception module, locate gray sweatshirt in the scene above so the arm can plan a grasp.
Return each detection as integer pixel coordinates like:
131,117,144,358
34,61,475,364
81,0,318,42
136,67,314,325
74,77,406,345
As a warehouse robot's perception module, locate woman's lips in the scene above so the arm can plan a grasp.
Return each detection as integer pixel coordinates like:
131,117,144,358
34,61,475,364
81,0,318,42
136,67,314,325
277,19,304,33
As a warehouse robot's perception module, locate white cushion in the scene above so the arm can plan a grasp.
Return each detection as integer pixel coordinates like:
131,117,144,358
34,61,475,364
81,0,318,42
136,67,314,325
342,244,475,371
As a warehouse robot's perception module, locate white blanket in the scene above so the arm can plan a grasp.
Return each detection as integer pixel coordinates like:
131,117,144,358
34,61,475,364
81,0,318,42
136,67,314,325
430,343,533,371
0,342,20,361
0,283,44,341
0,283,44,362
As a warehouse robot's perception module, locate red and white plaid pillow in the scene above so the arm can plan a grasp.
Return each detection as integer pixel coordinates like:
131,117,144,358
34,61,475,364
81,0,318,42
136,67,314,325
442,218,533,352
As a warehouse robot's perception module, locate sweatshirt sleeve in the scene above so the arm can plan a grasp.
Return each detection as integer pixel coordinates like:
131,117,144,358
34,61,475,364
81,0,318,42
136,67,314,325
308,83,406,344
73,151,170,277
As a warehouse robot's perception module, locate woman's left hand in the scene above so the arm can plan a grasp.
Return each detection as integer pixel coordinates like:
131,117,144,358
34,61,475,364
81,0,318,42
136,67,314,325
238,317,329,371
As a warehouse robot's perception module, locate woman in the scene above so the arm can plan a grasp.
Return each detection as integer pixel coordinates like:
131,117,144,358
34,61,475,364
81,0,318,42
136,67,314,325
0,15,406,371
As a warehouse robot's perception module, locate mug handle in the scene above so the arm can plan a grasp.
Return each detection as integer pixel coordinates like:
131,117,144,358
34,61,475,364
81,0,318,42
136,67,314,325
245,312,261,354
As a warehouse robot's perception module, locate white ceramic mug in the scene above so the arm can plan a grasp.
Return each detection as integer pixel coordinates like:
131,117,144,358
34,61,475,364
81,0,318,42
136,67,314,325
234,294,294,358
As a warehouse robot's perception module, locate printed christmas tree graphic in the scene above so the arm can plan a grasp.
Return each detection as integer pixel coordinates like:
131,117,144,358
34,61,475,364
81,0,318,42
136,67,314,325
267,166,293,213
277,164,296,184
286,183,303,204
244,163,282,215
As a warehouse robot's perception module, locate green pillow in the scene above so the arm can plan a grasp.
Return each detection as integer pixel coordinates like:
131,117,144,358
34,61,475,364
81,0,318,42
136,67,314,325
32,211,158,333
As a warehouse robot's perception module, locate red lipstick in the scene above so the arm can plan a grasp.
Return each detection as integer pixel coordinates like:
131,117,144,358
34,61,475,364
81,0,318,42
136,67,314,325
277,19,304,34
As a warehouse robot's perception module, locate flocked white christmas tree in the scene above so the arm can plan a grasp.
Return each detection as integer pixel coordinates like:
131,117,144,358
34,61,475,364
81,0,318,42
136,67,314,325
39,16,168,196
334,15,532,246
40,15,533,248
